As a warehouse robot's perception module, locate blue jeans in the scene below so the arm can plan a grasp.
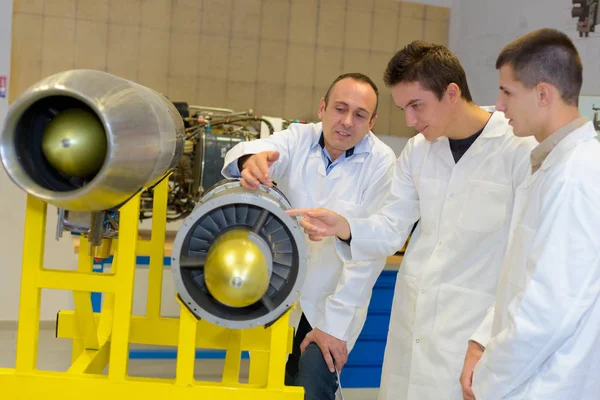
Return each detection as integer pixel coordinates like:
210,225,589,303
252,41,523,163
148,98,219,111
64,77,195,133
285,314,339,400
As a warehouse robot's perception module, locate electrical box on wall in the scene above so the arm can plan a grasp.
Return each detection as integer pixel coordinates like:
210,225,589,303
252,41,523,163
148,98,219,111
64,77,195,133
572,0,599,37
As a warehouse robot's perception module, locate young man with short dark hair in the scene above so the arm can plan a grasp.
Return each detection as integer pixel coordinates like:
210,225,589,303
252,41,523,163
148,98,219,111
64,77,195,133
288,41,537,399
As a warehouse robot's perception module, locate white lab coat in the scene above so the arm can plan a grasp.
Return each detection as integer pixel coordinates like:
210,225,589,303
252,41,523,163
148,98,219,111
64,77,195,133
472,122,600,400
335,109,537,399
221,122,396,351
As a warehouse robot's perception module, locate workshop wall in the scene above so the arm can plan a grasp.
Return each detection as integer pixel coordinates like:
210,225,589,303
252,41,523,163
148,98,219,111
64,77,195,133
10,0,449,140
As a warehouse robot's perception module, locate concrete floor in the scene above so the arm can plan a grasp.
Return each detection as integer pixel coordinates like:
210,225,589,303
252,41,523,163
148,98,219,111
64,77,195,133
0,322,379,399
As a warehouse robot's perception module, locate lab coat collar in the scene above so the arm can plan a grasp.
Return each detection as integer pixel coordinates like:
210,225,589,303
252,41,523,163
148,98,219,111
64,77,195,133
308,122,372,160
479,107,510,139
539,121,597,172
431,107,508,167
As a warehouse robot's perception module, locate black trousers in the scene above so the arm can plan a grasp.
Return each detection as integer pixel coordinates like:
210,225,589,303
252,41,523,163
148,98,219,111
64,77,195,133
284,313,339,400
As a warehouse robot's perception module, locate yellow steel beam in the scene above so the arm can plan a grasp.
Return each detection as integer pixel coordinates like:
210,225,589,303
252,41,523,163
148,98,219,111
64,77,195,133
14,195,46,373
37,270,115,293
0,370,304,399
57,311,294,352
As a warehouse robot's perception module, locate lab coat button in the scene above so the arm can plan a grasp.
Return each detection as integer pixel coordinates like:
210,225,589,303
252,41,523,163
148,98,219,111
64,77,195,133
449,193,454,197
415,339,420,344
420,289,425,294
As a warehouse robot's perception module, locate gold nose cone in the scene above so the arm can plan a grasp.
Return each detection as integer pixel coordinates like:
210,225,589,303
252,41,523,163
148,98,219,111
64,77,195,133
204,229,270,308
41,108,107,178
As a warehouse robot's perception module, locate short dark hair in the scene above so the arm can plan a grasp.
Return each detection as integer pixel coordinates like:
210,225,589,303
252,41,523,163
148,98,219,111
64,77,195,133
323,72,379,120
496,28,582,106
383,40,473,102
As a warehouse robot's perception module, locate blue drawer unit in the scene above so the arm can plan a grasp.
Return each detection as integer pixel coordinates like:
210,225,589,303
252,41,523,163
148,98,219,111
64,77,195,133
340,270,397,388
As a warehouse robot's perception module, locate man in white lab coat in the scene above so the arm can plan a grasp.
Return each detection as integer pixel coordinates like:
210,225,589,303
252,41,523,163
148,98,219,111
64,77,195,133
221,73,397,400
287,41,537,399
461,29,600,400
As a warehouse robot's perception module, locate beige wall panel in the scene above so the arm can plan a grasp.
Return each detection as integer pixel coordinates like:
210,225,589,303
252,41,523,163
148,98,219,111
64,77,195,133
371,10,399,53
426,5,450,21
368,52,391,88
344,8,372,51
41,16,75,77
288,0,318,45
257,40,287,84
232,0,261,39
314,46,342,87
74,20,108,70
76,0,109,22
400,2,425,19
13,0,44,14
141,0,172,29
108,0,141,25
106,24,140,81
374,0,399,12
10,0,449,130
317,3,345,48
169,32,200,77
45,0,76,18
137,72,169,96
226,81,256,111
171,2,202,34
348,0,374,10
311,85,327,117
424,20,449,46
139,28,170,76
255,82,285,117
197,35,230,79
284,86,315,120
227,38,259,83
10,13,43,100
342,49,370,76
202,0,232,35
260,0,291,42
372,91,391,134
195,77,227,107
168,75,198,102
396,17,424,49
285,43,315,86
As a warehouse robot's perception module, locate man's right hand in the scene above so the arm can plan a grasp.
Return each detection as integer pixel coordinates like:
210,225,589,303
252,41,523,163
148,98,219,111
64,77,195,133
286,208,351,242
460,341,484,400
239,151,279,190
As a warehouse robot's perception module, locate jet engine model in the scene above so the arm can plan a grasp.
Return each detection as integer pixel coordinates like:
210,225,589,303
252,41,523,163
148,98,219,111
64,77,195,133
0,70,307,328
171,180,307,328
0,69,185,252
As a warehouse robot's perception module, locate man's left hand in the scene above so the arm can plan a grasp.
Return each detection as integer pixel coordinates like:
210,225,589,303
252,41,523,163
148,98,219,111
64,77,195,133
300,328,348,373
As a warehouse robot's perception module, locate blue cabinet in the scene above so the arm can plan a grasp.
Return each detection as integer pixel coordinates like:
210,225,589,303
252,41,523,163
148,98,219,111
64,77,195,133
340,270,397,388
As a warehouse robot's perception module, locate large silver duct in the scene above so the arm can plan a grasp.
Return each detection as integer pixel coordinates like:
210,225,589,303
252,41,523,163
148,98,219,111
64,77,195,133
0,69,185,212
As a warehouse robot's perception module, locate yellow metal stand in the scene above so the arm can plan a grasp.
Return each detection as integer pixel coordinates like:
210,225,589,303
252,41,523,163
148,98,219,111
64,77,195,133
0,178,303,399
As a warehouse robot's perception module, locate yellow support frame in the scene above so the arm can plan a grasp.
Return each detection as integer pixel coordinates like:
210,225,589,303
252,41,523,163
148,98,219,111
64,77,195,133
0,177,303,399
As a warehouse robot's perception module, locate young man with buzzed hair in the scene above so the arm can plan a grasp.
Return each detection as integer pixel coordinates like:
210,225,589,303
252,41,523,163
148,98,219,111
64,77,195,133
464,28,600,400
287,41,537,399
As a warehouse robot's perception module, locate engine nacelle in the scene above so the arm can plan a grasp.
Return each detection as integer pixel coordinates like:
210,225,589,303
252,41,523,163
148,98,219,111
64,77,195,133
0,69,185,212
171,180,307,329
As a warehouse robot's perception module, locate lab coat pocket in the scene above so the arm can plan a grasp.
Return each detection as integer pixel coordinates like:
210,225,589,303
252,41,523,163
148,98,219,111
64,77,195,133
459,180,511,233
417,178,441,233
434,283,495,353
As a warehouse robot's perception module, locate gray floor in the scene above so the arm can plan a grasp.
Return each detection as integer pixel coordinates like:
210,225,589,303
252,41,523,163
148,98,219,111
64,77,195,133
0,322,378,399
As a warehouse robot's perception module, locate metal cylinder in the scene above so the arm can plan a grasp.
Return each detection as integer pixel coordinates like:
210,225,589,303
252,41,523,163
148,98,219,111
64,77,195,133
0,69,185,211
171,180,307,329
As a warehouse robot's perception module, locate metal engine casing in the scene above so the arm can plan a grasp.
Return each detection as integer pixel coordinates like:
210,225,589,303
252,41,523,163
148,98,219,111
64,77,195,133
0,69,185,212
171,180,307,329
